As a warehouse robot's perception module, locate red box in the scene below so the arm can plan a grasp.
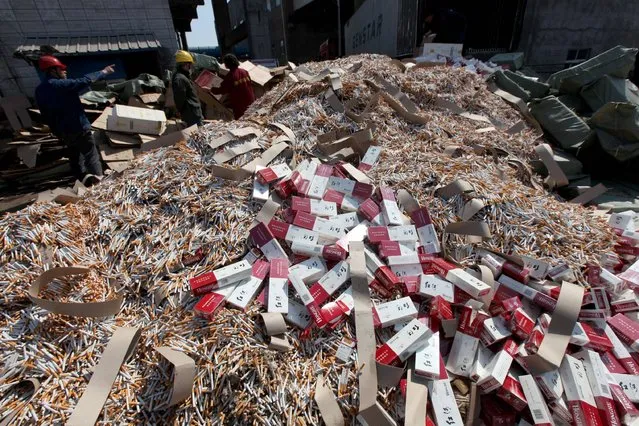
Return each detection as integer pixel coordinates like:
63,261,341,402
608,314,639,351
497,374,527,412
193,292,226,320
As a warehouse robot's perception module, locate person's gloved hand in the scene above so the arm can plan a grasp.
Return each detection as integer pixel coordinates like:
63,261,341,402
102,64,116,75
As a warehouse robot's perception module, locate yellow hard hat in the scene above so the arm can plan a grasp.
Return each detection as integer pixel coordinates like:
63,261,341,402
175,50,194,64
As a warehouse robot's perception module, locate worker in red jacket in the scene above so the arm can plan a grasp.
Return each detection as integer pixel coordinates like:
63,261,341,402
210,54,255,119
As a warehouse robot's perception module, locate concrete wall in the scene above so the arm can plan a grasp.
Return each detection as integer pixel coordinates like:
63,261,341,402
0,0,178,97
246,0,272,59
518,0,639,74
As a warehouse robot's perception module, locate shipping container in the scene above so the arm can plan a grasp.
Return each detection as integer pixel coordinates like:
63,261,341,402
344,0,419,58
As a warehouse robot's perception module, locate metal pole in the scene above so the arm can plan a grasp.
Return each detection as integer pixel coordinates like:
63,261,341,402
337,0,342,57
280,1,289,62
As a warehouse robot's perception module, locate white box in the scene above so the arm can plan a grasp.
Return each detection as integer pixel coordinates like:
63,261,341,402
480,316,512,346
288,270,325,328
609,211,636,231
107,104,167,135
252,166,270,201
373,296,418,328
560,355,604,426
573,350,621,426
446,331,479,377
520,375,554,426
289,256,327,284
227,260,270,310
291,196,337,217
604,324,639,375
359,145,381,171
418,274,455,303
376,319,431,365
249,223,289,262
333,212,360,230
428,379,464,426
323,189,361,212
293,211,345,241
477,340,517,393
612,374,639,403
422,43,463,58
188,259,253,295
267,259,288,313
535,369,564,401
415,332,440,379
497,274,557,312
378,187,404,226
326,176,374,199
307,164,333,199
336,221,369,251
285,299,312,329
268,220,321,245
391,263,422,278
368,225,418,243
309,260,349,305
410,207,441,254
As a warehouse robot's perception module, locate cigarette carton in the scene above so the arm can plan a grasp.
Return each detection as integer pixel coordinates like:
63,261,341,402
409,206,441,254
378,241,418,258
428,371,464,426
418,274,455,303
189,259,252,296
285,299,312,329
309,260,349,304
326,176,374,199
376,318,431,366
358,198,386,225
290,241,347,262
607,313,639,351
481,316,512,347
432,258,491,298
322,188,361,212
446,314,480,377
612,374,639,403
365,247,401,289
560,355,604,426
249,222,289,262
288,256,326,284
227,260,270,310
307,164,333,199
478,339,518,393
288,271,325,328
358,145,381,171
336,221,369,251
604,324,639,374
332,212,360,230
256,163,292,185
573,349,621,426
368,225,418,244
378,186,404,226
267,259,289,313
252,165,270,201
293,211,345,242
414,332,440,379
268,219,320,246
497,274,557,311
520,375,554,426
497,373,527,412
291,196,337,217
372,296,418,328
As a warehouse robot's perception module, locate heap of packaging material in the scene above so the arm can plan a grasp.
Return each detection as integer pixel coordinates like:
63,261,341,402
1,54,636,425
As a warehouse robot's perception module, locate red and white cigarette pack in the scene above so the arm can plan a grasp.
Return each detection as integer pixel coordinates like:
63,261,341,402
600,268,624,294
309,260,350,304
481,316,512,347
293,211,345,241
409,206,441,254
256,163,292,184
471,346,495,382
326,176,374,200
252,166,270,201
549,398,572,425
189,259,253,295
307,164,333,199
428,363,464,426
619,259,639,290
612,289,639,313
609,211,636,231
480,252,506,277
193,281,239,320
432,258,491,298
418,274,455,303
607,313,639,351
497,373,528,412
604,324,639,374
288,271,325,328
608,373,639,423
249,222,289,262
446,308,480,377
372,296,418,328
375,318,431,366
509,308,535,340
612,374,639,403
368,225,418,244
268,219,320,245
285,299,312,329
332,212,360,230
322,188,361,212
267,259,289,313
289,256,327,284
390,264,423,280
502,261,530,284
291,196,337,217
520,375,554,426
573,349,621,426
496,274,557,312
560,355,604,426
335,221,369,251
579,322,613,352
478,339,518,394
227,260,270,310
358,145,382,172
290,241,347,262
378,240,418,258
535,369,564,401
364,247,401,289
358,198,386,225
414,331,440,378
377,186,404,226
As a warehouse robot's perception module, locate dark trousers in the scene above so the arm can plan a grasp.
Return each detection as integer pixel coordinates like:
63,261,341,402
60,130,103,180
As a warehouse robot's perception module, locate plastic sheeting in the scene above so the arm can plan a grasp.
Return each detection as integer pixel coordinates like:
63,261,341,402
491,70,530,101
589,102,639,162
580,76,639,112
504,70,549,99
548,45,638,94
530,96,593,151
107,73,165,103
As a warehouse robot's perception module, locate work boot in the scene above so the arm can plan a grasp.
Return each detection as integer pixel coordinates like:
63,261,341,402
82,174,102,187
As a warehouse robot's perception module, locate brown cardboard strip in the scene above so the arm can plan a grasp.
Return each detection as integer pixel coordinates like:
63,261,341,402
154,347,196,407
268,335,291,352
318,127,351,144
314,374,345,426
212,140,261,164
379,92,429,125
445,221,491,238
477,265,496,307
376,362,405,388
251,197,281,229
317,128,373,157
229,126,262,138
405,361,428,426
0,378,40,426
396,189,420,214
461,199,485,221
260,312,288,336
444,145,463,157
339,163,372,184
140,125,198,152
465,383,481,426
208,133,234,149
436,179,475,199
533,144,569,188
434,97,465,115
348,241,378,411
29,267,123,318
345,94,379,123
270,122,297,143
209,142,290,181
67,327,141,426
506,121,526,135
358,402,398,426
490,87,542,132
328,74,343,92
325,89,345,113
523,282,583,374
569,183,607,205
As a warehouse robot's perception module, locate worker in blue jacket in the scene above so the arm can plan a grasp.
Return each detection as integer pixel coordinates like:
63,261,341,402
35,56,115,186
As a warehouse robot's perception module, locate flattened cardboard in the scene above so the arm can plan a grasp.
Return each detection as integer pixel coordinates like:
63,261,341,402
154,347,196,407
315,374,345,426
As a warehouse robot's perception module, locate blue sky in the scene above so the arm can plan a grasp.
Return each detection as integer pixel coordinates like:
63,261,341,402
186,0,219,48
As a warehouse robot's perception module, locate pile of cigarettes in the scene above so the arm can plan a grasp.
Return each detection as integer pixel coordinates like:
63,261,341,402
0,54,635,425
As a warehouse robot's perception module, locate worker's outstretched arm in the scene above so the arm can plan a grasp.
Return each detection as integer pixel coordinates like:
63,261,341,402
49,64,115,93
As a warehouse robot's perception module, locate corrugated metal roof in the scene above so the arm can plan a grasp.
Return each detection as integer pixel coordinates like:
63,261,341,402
15,33,161,56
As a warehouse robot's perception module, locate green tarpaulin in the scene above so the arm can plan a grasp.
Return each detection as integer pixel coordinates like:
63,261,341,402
580,76,639,112
530,96,593,151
